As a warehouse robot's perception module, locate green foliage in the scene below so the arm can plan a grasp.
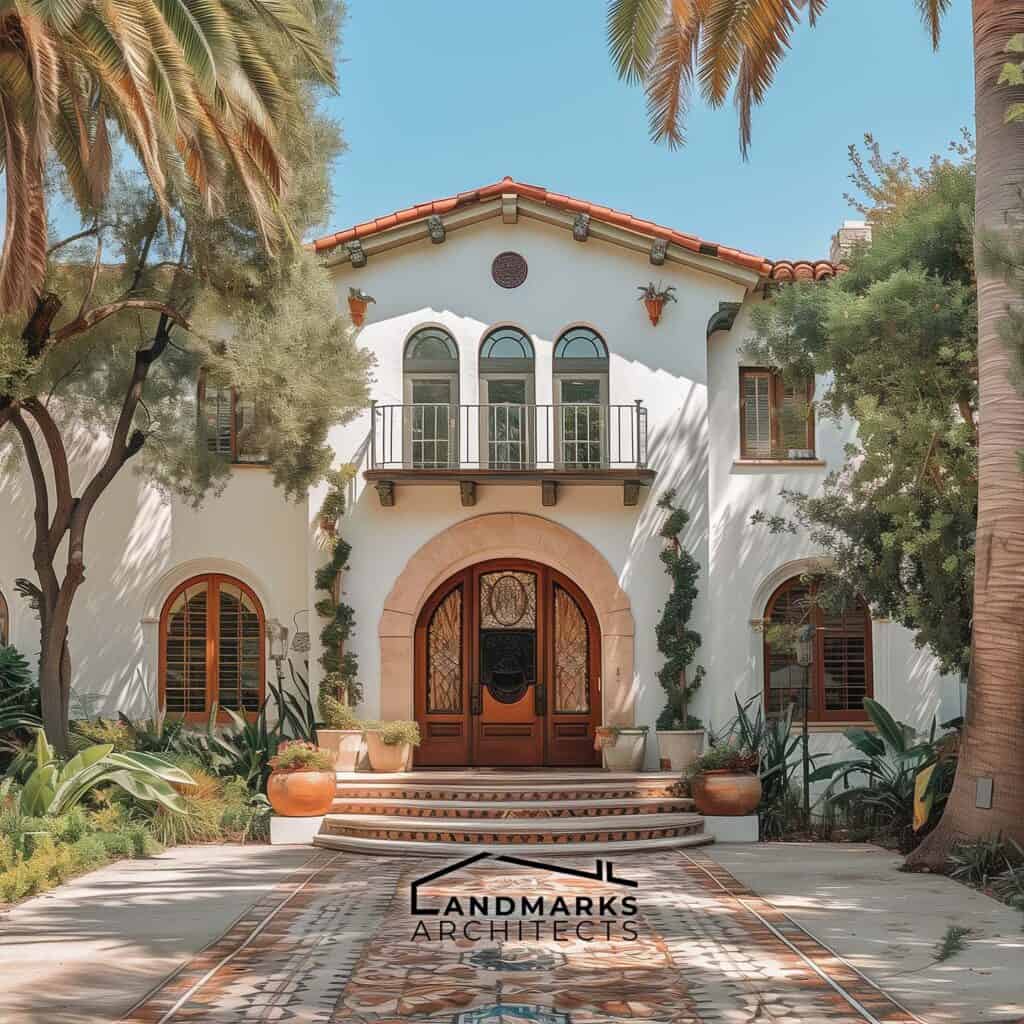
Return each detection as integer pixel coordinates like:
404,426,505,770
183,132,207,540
686,742,758,778
320,697,361,730
810,698,957,852
366,721,421,748
72,718,136,751
19,731,193,817
717,696,810,839
314,468,363,709
748,138,976,675
269,740,334,772
949,835,1023,888
167,675,318,789
1001,35,1024,124
0,646,33,692
933,926,971,963
654,490,704,730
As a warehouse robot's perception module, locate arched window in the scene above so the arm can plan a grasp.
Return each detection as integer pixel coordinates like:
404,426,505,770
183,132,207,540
403,326,459,468
553,327,609,469
160,574,265,719
0,588,8,646
479,326,535,468
764,577,872,722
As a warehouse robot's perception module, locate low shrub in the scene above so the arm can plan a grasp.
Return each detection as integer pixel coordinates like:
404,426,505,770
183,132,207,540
365,721,421,747
320,696,361,730
268,740,334,772
72,718,137,751
686,743,758,779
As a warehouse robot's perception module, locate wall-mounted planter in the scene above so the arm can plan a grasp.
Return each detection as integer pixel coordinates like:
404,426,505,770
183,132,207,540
347,288,375,327
638,282,677,326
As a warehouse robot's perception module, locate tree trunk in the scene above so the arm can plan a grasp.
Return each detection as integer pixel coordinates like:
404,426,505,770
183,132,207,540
908,0,1024,868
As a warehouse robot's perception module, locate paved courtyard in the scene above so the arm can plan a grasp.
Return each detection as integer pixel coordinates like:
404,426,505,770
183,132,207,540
0,843,1021,1024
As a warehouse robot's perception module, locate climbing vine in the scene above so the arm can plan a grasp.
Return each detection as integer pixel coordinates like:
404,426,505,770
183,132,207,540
314,467,362,716
655,489,705,730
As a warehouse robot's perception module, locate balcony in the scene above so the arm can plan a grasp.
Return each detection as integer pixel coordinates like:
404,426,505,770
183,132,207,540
365,402,655,507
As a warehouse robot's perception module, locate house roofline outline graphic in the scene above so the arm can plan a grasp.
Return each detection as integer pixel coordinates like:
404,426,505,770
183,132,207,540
410,853,637,916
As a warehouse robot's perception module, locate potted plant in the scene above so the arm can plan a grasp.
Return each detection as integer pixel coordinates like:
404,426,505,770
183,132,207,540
686,743,762,816
654,489,706,772
347,287,375,327
316,695,365,772
266,740,336,817
364,720,421,772
637,281,677,325
595,724,649,772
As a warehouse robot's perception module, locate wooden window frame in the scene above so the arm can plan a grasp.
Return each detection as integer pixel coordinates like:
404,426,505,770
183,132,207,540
159,573,266,722
763,578,873,723
197,371,268,466
739,366,815,460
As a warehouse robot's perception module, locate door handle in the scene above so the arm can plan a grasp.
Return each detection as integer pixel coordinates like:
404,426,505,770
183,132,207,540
535,682,547,716
471,683,482,716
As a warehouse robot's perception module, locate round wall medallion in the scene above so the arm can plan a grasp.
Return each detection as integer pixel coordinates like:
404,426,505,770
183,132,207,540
491,251,528,289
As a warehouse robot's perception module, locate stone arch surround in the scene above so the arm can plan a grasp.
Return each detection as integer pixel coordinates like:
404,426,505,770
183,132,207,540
378,513,636,725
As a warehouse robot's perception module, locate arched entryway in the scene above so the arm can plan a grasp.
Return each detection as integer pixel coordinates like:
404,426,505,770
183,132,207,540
378,513,636,755
414,558,601,767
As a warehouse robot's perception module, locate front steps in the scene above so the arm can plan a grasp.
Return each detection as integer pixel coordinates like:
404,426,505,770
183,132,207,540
314,770,712,856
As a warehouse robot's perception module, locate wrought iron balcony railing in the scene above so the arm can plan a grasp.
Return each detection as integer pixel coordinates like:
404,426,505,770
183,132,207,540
369,402,648,472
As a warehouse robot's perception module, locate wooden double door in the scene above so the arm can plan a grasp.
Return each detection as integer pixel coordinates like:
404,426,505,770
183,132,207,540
414,559,601,767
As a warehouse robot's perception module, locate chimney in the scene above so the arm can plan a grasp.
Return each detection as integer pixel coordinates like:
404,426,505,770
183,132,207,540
829,220,872,264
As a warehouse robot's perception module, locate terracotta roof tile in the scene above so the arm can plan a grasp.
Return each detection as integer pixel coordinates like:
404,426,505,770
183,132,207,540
312,177,836,282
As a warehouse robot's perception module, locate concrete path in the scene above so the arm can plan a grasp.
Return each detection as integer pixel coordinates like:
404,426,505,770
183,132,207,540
0,844,313,1024
713,842,1024,1024
0,841,1020,1023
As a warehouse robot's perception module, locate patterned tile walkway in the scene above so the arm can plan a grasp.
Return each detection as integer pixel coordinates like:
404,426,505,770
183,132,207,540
121,849,925,1024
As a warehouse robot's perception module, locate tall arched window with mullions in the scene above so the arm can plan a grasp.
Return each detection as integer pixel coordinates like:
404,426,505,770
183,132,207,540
554,326,608,468
763,577,873,722
479,326,535,469
160,574,265,720
403,326,459,468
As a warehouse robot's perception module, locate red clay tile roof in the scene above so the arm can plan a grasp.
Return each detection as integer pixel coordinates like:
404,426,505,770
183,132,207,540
313,177,836,282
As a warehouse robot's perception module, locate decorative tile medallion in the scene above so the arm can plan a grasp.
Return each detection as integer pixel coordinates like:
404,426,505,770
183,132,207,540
464,945,567,972
455,1004,569,1024
491,251,528,289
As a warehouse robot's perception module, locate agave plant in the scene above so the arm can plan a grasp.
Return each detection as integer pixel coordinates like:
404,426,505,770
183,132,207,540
18,731,193,816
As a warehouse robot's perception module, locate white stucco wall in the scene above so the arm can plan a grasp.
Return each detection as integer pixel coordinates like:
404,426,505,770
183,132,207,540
0,211,961,773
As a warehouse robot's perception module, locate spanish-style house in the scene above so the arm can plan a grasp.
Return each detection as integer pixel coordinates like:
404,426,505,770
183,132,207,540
0,178,960,834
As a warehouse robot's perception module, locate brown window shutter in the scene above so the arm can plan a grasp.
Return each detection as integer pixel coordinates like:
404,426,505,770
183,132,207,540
740,369,772,458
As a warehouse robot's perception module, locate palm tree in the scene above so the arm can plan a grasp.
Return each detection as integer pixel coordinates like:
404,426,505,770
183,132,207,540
607,0,1024,866
0,0,335,312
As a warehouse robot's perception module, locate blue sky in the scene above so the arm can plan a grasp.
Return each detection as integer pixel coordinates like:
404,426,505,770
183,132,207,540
322,0,974,261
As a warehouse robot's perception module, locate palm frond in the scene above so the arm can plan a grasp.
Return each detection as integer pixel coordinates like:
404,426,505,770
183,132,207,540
914,0,949,50
607,0,666,84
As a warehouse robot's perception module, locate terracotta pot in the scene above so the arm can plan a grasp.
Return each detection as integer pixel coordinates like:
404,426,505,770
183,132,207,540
656,730,705,772
316,728,365,772
365,732,413,772
266,769,335,817
691,770,762,816
599,728,647,772
347,295,369,327
644,296,665,326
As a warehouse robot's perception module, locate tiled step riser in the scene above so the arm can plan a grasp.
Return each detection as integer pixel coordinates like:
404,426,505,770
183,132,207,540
333,786,680,802
315,833,713,857
329,801,693,818
320,823,705,845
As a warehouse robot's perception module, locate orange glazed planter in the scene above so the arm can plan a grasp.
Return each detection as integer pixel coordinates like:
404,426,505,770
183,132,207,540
266,769,335,817
347,287,375,327
691,770,762,816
